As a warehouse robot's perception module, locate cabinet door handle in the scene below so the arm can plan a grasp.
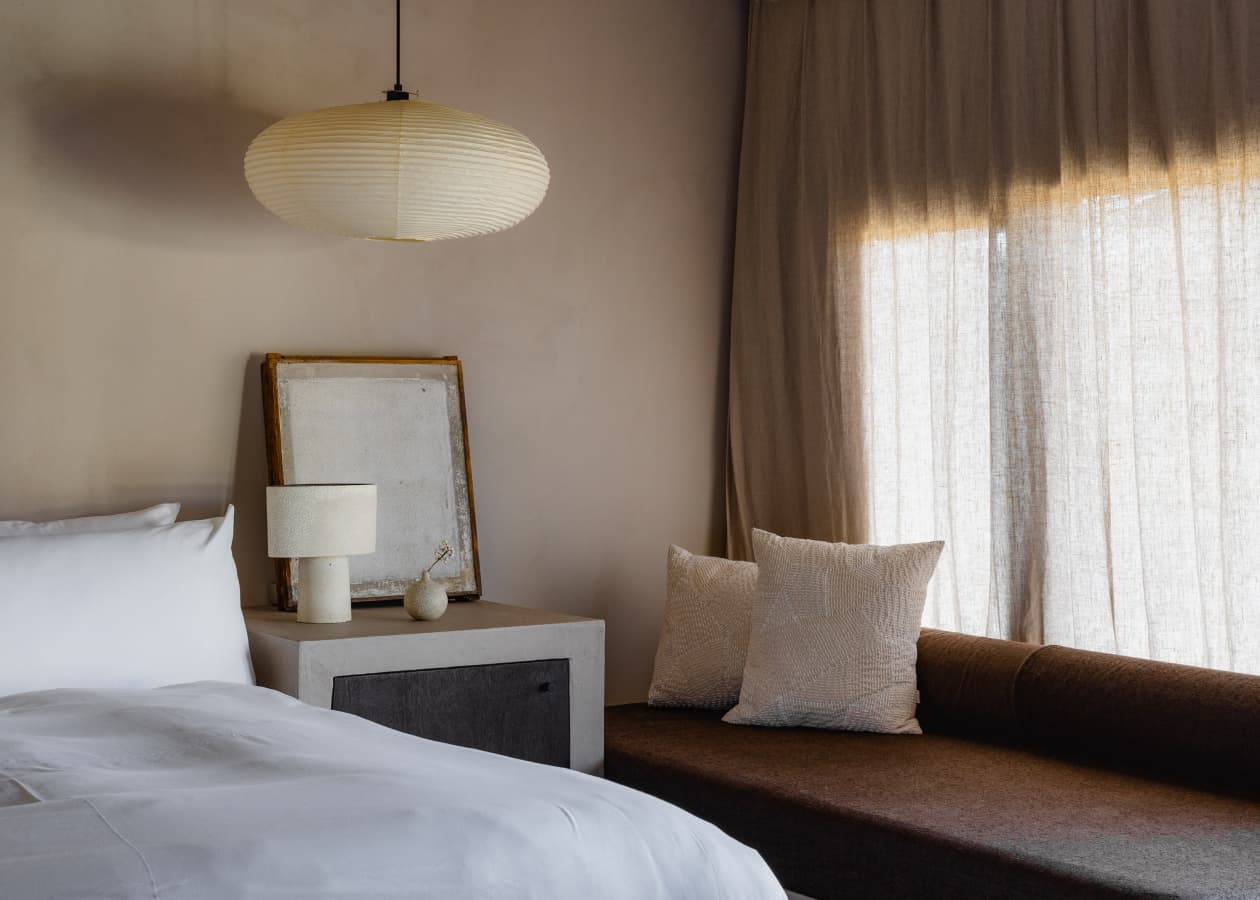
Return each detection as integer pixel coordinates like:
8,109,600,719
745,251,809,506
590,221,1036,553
538,681,552,693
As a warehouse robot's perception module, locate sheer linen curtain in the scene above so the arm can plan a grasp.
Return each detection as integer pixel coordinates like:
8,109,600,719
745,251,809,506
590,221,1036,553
727,0,1260,673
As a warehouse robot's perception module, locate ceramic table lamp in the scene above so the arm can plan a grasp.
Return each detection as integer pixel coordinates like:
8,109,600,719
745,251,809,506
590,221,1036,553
266,484,377,623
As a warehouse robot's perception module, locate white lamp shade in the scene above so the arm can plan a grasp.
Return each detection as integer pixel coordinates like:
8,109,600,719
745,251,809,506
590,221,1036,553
244,100,550,241
266,484,377,558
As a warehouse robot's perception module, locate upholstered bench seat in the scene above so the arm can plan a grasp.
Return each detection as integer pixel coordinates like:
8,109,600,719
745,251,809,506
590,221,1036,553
605,631,1260,899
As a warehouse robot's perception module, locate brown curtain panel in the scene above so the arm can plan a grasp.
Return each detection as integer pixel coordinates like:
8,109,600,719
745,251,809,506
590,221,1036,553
727,0,1260,672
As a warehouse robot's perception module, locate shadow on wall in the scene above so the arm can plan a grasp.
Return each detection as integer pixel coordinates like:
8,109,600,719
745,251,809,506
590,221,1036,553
18,78,321,251
231,353,272,608
129,354,271,608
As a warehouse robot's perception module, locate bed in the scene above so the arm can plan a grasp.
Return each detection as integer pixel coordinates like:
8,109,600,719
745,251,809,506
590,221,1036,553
0,506,785,898
0,682,783,898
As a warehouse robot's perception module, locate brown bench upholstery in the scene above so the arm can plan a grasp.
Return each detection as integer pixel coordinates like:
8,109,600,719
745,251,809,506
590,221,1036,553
605,631,1260,899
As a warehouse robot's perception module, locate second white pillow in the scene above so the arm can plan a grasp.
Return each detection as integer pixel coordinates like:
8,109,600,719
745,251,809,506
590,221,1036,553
0,502,180,537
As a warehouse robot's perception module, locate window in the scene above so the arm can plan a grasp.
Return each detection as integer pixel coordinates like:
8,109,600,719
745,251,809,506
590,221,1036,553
859,178,1260,673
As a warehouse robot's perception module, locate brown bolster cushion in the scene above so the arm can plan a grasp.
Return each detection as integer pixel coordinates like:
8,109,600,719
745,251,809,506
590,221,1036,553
916,628,1260,791
1015,644,1260,789
915,628,1042,738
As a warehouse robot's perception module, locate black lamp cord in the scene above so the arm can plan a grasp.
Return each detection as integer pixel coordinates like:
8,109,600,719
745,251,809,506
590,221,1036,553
385,0,412,100
394,0,401,90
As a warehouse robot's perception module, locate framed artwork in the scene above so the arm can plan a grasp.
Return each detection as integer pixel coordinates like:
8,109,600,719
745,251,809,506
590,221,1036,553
261,354,481,610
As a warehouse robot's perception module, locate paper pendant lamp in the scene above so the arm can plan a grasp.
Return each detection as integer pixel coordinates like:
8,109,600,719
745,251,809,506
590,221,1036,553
243,1,549,242
245,99,550,242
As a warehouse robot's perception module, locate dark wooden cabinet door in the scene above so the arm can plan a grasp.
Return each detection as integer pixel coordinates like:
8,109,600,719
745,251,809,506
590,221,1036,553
331,659,571,767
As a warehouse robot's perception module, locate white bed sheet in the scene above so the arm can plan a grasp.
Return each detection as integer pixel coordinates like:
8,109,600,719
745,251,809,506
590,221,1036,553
0,682,785,899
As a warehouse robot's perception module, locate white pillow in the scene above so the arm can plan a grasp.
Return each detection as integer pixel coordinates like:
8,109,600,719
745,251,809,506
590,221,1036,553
724,528,943,734
0,507,253,696
0,503,180,537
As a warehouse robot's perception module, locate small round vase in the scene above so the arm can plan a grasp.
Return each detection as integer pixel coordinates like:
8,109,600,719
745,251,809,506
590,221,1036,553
404,571,448,621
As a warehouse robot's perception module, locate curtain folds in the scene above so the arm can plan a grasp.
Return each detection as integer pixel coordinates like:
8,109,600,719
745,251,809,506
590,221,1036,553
727,0,1260,673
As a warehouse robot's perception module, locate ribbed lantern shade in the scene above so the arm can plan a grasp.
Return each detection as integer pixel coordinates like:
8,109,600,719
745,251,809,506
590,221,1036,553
244,100,550,241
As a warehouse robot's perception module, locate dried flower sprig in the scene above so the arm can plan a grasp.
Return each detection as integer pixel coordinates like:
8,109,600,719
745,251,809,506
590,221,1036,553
424,540,453,575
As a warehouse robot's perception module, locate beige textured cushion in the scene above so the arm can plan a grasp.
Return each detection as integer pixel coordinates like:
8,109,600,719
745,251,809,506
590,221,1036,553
724,529,943,733
648,546,758,710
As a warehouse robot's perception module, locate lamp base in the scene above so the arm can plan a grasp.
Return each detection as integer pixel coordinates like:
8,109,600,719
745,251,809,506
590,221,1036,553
297,556,352,623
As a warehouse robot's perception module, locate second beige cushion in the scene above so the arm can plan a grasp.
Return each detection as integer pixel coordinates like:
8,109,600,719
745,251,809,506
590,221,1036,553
723,528,943,733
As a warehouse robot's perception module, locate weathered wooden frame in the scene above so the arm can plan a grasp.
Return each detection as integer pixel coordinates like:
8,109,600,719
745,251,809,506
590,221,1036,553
261,354,481,611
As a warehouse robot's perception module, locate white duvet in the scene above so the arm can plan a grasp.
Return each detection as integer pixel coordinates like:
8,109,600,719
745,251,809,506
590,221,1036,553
0,682,784,899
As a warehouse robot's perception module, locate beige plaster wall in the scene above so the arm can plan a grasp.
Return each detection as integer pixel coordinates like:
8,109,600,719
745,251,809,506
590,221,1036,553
0,1,745,704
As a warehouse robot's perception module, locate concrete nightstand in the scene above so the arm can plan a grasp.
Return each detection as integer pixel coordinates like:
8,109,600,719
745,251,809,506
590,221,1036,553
244,601,605,774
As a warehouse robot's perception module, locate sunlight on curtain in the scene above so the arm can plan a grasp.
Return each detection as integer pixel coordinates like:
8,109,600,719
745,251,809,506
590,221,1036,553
861,177,1260,673
862,226,992,636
